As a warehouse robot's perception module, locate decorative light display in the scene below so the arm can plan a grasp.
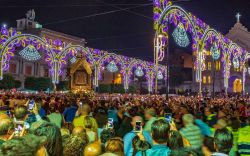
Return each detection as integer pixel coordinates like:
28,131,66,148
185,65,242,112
172,23,190,47
135,66,144,77
157,70,164,80
19,45,41,61
233,57,239,68
153,0,248,94
210,43,220,60
106,61,118,73
70,56,77,64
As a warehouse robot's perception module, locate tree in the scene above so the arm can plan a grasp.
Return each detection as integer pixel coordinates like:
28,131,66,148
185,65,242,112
14,80,22,88
25,77,52,91
0,74,15,89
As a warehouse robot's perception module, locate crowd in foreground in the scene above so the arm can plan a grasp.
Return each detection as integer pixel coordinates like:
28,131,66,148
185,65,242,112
0,92,249,156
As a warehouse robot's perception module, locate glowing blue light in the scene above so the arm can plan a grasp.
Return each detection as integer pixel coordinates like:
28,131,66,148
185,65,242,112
135,66,144,77
210,43,220,60
19,45,41,61
172,23,190,47
157,70,164,80
70,56,76,64
107,61,118,73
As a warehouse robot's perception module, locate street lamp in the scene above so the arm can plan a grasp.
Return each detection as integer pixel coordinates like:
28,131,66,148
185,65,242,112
154,33,164,94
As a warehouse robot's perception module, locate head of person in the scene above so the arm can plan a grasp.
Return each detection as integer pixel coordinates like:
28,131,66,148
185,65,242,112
63,135,85,156
0,118,13,139
14,105,28,121
100,128,116,144
214,128,233,154
151,119,170,144
83,116,93,130
83,142,102,156
72,127,89,145
94,111,108,129
182,114,194,126
131,116,144,130
204,107,212,116
132,135,151,156
0,134,47,156
230,117,241,130
33,122,63,156
144,108,156,120
168,130,184,150
169,148,198,156
79,104,91,116
105,137,124,156
203,137,216,153
216,119,227,130
217,110,226,119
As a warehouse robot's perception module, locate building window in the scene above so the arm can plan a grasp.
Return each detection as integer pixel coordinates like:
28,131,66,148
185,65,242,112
203,76,206,84
9,63,17,74
208,76,211,84
215,61,220,71
25,65,32,75
44,68,49,77
207,62,211,70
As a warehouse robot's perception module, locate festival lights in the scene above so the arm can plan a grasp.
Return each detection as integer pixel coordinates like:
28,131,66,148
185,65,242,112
210,43,220,60
157,70,164,80
153,0,248,94
172,23,190,47
19,45,41,61
135,66,144,77
233,57,240,69
106,61,118,73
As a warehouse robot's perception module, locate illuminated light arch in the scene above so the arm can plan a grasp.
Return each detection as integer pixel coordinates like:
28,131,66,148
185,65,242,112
0,34,55,80
96,53,125,69
153,1,249,95
156,5,200,50
60,45,94,64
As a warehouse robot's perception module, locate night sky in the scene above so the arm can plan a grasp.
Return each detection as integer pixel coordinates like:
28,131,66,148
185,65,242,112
0,0,249,62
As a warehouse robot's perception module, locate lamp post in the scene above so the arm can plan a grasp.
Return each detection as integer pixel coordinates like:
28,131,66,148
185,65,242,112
154,33,164,94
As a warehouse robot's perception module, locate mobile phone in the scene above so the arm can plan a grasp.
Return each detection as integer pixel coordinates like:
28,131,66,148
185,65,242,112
6,110,11,117
28,100,35,110
134,121,141,132
165,113,172,123
14,124,23,136
107,118,113,129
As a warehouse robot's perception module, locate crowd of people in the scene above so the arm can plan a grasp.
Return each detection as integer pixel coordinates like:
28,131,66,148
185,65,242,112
0,91,249,156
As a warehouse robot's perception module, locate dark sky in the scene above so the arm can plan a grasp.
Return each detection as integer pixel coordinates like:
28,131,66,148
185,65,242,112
0,0,249,62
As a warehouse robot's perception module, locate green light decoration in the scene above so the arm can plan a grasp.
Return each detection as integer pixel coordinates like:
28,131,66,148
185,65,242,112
172,23,190,47
107,61,118,73
210,43,220,60
19,45,41,61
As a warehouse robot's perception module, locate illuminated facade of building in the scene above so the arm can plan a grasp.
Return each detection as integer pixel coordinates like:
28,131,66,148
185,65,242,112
5,13,123,89
191,19,250,94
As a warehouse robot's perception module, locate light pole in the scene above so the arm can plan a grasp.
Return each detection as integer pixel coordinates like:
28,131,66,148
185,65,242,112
154,33,164,94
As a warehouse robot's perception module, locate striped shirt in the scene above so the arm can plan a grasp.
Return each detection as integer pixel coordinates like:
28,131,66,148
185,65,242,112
180,123,203,149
